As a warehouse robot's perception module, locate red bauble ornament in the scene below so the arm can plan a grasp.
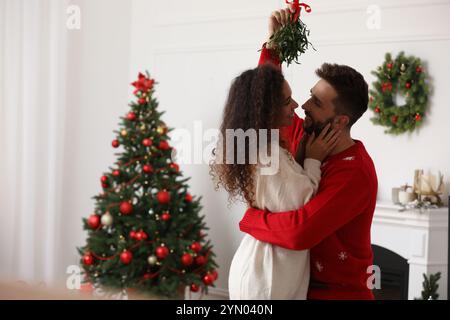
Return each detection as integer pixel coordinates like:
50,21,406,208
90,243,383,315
120,250,133,264
156,246,169,259
181,253,194,266
112,139,120,148
195,255,207,266
185,193,193,203
157,190,171,204
190,242,202,253
112,170,120,177
138,97,147,105
142,138,153,147
120,201,133,215
190,284,200,292
210,270,218,281
375,106,381,113
416,66,423,73
101,182,108,188
169,163,179,172
391,115,398,124
83,253,94,266
158,140,170,151
135,231,143,241
406,82,411,89
130,231,137,239
387,62,393,69
127,112,137,121
415,113,422,121
100,175,108,183
161,212,171,221
202,274,214,286
143,164,153,174
135,231,147,241
88,214,100,229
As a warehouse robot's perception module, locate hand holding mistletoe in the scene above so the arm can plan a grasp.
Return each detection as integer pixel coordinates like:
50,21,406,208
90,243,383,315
265,1,314,66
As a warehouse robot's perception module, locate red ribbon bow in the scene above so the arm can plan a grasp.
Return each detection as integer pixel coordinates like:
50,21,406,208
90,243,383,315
286,0,312,21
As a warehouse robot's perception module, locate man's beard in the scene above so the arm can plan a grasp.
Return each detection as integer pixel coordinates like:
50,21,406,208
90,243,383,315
304,114,335,137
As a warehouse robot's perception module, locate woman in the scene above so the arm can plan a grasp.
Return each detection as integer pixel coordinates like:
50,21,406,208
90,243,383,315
210,64,341,299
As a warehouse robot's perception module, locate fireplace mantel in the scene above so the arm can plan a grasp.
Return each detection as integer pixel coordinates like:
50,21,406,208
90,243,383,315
372,202,448,300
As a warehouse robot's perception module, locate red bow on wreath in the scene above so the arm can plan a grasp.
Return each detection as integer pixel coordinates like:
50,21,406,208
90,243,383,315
286,0,312,21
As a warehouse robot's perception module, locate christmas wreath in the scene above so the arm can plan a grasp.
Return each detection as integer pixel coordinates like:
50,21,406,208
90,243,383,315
369,52,429,134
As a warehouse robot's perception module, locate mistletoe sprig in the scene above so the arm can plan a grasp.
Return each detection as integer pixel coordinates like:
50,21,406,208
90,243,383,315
268,1,315,66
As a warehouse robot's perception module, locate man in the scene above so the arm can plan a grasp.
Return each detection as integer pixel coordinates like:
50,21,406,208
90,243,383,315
239,7,378,300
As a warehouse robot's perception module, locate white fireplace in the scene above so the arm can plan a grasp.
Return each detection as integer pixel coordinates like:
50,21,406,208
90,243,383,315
371,202,448,300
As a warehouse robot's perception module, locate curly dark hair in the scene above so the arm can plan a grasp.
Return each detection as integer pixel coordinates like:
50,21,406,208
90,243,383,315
210,64,285,206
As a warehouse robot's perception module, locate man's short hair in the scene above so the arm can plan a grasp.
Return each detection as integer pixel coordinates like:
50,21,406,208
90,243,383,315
316,63,369,127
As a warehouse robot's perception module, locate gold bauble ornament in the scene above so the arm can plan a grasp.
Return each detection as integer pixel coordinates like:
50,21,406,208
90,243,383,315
121,129,128,137
157,123,168,135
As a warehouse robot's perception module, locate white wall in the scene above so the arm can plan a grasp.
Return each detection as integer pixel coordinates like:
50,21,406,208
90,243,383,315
59,0,133,281
129,0,450,297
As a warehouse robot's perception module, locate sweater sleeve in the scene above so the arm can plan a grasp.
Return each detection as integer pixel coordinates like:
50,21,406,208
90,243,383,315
258,43,281,67
239,164,371,250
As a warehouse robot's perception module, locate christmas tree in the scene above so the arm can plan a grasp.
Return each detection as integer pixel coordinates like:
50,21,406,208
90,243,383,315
78,72,218,299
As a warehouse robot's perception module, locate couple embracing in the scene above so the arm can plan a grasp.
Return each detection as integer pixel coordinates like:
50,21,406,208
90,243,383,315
211,6,378,300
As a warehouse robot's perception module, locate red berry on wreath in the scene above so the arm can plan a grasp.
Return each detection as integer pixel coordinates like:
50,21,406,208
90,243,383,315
190,284,200,292
120,201,133,215
181,253,194,266
157,190,171,204
83,253,94,266
415,113,422,121
375,106,380,113
391,115,398,124
416,66,422,73
142,138,153,147
88,214,100,229
156,246,169,259
112,139,120,148
127,112,137,121
387,62,393,69
143,164,153,174
120,250,133,264
405,82,411,89
191,242,202,253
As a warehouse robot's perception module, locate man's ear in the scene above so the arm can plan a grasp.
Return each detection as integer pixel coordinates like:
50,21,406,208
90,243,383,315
334,115,350,129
